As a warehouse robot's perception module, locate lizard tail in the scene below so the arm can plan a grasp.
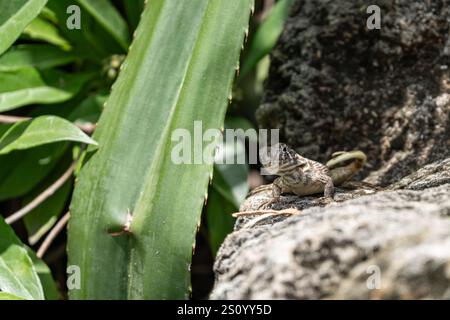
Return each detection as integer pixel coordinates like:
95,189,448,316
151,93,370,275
326,150,367,186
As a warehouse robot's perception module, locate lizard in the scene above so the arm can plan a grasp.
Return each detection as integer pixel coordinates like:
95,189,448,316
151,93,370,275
233,143,367,217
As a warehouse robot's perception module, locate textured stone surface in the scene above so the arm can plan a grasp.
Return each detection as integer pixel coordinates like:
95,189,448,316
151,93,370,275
211,160,450,299
211,0,450,300
257,0,450,186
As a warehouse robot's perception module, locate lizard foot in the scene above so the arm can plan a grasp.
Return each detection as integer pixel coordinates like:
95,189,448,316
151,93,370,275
321,197,335,205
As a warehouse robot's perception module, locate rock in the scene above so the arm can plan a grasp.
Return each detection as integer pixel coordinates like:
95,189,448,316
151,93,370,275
211,160,450,299
256,0,450,186
211,0,450,299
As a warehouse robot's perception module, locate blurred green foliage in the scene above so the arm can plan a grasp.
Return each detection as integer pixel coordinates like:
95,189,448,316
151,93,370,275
0,0,291,299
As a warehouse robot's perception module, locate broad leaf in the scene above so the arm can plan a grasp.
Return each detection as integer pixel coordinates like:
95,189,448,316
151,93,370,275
124,0,145,31
0,123,12,137
206,188,236,256
0,143,68,201
23,155,72,245
0,68,94,112
0,0,48,55
0,44,78,71
240,0,293,78
207,117,249,255
26,248,60,300
75,0,130,51
47,0,127,58
69,0,254,299
0,115,97,155
212,117,250,207
0,292,25,300
40,6,57,23
23,16,71,49
213,145,249,208
0,217,44,300
67,94,107,126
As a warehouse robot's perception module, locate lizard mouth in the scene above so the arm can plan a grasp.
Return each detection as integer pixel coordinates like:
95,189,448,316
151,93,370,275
259,143,305,175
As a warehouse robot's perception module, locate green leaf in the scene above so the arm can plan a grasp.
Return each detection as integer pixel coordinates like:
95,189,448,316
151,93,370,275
67,94,107,126
0,44,78,71
0,0,49,55
26,248,60,300
212,164,248,209
0,115,97,155
207,117,249,255
240,0,293,78
47,0,127,58
206,189,236,256
0,217,44,300
0,292,25,300
23,16,71,49
24,180,70,245
75,0,130,51
68,0,254,299
212,117,250,207
0,143,68,201
225,116,255,132
23,156,72,245
213,145,249,208
0,68,94,113
0,123,12,137
124,0,145,31
40,6,58,23
27,89,97,119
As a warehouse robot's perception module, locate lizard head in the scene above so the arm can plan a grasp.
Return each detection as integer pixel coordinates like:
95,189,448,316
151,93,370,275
259,143,306,175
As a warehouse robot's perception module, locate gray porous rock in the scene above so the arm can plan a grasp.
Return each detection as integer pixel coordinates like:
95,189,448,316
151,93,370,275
256,0,450,186
210,0,450,299
211,161,450,299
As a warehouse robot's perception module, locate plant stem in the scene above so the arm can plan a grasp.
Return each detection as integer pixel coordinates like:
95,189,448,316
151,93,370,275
37,212,70,258
5,157,78,224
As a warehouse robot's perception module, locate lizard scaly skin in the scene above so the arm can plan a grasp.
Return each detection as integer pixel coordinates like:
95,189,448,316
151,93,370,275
252,143,367,209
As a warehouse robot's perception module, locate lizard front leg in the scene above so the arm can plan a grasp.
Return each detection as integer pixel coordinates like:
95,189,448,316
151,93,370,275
233,177,301,218
257,177,283,209
323,175,335,199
